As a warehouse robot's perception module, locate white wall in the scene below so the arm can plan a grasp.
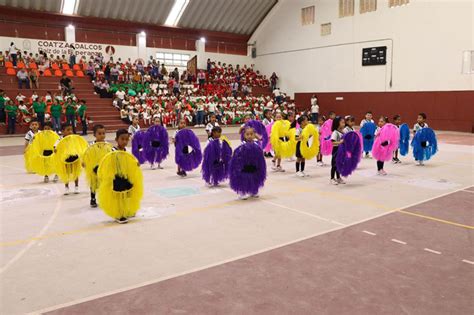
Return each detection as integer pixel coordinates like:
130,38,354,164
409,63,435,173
249,0,474,96
0,35,252,71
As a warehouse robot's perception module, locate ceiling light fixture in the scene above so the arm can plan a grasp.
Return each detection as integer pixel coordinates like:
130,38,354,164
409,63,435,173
61,0,79,15
164,0,190,27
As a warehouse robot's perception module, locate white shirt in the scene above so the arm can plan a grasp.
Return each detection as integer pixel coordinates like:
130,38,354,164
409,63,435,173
311,104,319,114
25,130,36,143
206,122,219,134
414,122,429,133
360,119,374,128
128,124,140,136
116,91,126,100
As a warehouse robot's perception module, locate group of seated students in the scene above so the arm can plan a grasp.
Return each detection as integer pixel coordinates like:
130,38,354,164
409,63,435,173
0,89,88,136
117,93,297,128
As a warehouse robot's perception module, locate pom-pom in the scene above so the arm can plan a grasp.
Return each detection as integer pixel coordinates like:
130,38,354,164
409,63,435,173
320,119,333,156
175,129,202,171
360,122,377,153
143,125,169,164
399,124,410,156
270,120,296,158
55,135,88,183
83,142,113,192
411,128,438,161
372,124,400,162
336,131,362,177
28,130,60,176
229,142,267,196
264,122,273,153
300,124,320,159
202,138,232,186
131,131,146,164
240,120,269,150
97,151,143,220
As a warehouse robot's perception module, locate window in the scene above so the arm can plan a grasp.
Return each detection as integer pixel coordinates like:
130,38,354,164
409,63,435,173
321,23,331,36
462,51,474,74
360,0,377,13
301,6,315,26
156,52,190,67
339,0,354,18
389,0,409,8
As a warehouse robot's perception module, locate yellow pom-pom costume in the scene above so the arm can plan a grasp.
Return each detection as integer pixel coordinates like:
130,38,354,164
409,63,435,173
24,145,35,173
270,120,296,158
27,130,60,176
220,135,232,147
54,135,88,183
97,151,144,220
83,142,113,193
300,124,320,159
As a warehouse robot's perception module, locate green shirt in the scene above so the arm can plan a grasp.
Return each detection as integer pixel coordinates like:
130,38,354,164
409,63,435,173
0,96,5,110
50,104,62,118
65,103,76,115
33,102,46,114
77,104,87,117
5,104,18,117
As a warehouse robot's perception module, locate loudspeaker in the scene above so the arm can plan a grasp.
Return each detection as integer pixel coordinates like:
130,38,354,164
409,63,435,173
251,47,257,59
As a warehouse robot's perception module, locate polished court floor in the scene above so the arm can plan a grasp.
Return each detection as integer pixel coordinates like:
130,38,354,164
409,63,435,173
0,128,473,314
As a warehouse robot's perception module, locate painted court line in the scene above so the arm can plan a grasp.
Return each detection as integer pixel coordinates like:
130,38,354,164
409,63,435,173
398,209,474,230
0,185,62,275
32,184,474,314
391,239,407,245
362,230,376,236
424,248,442,255
461,259,474,265
461,190,474,194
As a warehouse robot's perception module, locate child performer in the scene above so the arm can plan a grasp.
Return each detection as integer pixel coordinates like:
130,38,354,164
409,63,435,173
24,118,39,174
97,128,144,224
147,117,167,169
330,116,345,185
375,116,389,175
343,116,355,133
316,115,326,166
295,115,309,177
202,126,232,187
205,113,220,139
271,112,285,172
230,127,266,200
173,119,187,177
262,109,274,158
128,116,140,140
55,123,88,195
360,111,375,158
83,124,112,207
392,115,402,163
412,112,433,166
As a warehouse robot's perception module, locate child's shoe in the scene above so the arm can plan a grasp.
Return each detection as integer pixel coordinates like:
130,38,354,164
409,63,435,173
337,178,346,184
330,179,339,185
44,175,49,183
74,186,80,194
64,186,70,195
90,199,98,208
116,217,129,224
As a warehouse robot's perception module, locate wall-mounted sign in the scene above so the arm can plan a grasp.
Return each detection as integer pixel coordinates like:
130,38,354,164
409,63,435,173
362,46,387,66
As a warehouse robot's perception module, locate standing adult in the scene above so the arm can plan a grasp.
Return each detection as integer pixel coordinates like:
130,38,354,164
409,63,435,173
5,100,18,134
77,100,87,135
310,94,319,124
8,42,19,67
270,72,278,91
0,91,6,125
32,99,46,128
64,98,77,134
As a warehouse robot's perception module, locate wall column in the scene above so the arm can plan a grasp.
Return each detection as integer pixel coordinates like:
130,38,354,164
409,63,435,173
64,25,75,43
136,32,147,61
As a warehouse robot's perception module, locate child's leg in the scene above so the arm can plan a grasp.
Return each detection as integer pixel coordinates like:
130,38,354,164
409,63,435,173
300,159,306,172
296,158,301,172
377,161,384,171
75,179,79,187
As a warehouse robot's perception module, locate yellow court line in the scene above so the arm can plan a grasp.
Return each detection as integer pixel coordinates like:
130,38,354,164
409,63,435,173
397,209,474,230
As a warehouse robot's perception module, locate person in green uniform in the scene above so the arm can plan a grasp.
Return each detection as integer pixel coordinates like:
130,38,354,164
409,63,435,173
50,100,63,132
0,91,6,125
5,100,18,134
64,98,77,134
32,100,46,128
77,100,87,135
